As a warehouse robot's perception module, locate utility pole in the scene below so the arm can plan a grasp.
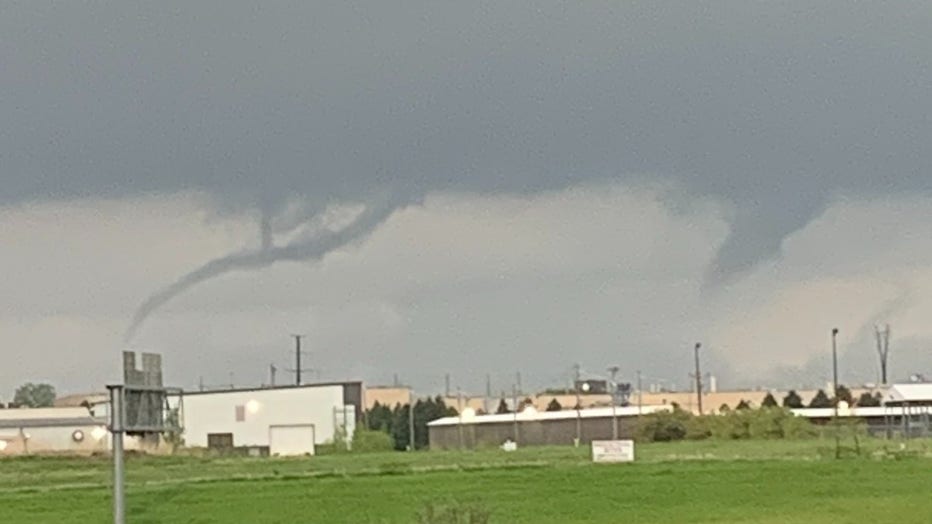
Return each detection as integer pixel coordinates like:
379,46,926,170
408,386,415,452
832,327,840,459
269,364,277,387
288,334,313,386
608,366,620,439
574,363,582,447
457,388,464,450
516,371,522,395
875,324,891,385
444,373,451,397
485,374,492,414
693,343,704,415
512,383,519,444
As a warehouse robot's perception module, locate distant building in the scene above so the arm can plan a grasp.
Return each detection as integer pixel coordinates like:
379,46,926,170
176,382,362,456
0,407,109,455
364,386,411,409
428,405,671,450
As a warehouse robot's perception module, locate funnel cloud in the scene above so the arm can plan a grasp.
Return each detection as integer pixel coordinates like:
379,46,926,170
124,195,405,342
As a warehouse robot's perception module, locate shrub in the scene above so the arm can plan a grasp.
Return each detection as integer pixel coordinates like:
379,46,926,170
637,409,690,442
351,428,394,453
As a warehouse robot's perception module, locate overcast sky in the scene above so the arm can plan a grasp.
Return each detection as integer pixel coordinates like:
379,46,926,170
1,2,930,398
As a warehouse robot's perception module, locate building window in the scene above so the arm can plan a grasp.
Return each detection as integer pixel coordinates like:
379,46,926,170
235,405,245,422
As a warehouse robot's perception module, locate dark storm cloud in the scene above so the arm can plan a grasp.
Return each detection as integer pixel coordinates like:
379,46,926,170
3,2,931,284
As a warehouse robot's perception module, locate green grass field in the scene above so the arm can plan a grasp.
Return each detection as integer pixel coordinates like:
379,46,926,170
1,439,930,523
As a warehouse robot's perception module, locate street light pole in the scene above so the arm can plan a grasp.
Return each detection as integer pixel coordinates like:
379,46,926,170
574,364,582,447
832,327,840,459
408,386,415,452
693,343,704,415
636,370,643,418
608,366,619,439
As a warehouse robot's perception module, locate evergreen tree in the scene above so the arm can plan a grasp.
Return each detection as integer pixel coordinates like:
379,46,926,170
735,399,752,410
856,391,881,407
782,390,804,409
808,389,833,408
761,393,779,408
495,398,511,414
545,398,562,411
834,384,854,406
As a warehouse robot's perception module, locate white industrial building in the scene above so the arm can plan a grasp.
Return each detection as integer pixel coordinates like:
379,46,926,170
0,407,110,455
177,382,362,456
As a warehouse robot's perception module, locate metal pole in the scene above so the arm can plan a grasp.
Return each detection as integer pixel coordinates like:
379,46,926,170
457,388,464,450
693,343,704,415
108,385,125,524
512,383,519,444
832,328,840,459
574,364,581,447
608,366,619,439
408,387,415,452
637,370,643,418
292,334,304,385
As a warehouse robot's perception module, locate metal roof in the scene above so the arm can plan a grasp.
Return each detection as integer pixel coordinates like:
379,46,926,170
181,381,361,396
0,416,106,429
791,406,922,418
884,383,932,404
0,407,92,421
427,405,672,427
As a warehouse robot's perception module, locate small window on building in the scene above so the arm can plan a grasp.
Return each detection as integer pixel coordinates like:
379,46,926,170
235,405,245,422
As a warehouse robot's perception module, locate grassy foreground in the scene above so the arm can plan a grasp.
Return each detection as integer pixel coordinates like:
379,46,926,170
1,439,930,523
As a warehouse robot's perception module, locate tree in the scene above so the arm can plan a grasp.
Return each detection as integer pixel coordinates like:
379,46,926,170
809,389,833,408
375,395,458,451
761,393,779,408
12,383,56,408
782,390,804,409
545,398,562,412
495,398,511,414
366,401,394,433
735,400,752,410
856,391,882,407
834,384,854,406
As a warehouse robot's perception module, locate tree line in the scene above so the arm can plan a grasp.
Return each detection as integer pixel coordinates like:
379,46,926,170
364,396,458,451
639,384,881,443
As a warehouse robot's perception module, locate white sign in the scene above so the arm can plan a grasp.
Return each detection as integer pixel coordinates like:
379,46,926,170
591,440,635,463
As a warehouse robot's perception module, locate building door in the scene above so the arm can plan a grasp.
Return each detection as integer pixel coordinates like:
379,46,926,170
269,424,315,456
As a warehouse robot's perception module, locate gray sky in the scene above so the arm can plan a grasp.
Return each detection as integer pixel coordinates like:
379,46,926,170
1,2,930,397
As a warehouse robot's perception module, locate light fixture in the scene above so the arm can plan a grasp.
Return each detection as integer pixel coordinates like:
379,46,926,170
0,440,7,451
72,429,85,442
246,400,260,414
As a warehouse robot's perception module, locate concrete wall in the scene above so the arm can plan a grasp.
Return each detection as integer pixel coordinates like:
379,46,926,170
181,385,348,448
429,415,640,450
